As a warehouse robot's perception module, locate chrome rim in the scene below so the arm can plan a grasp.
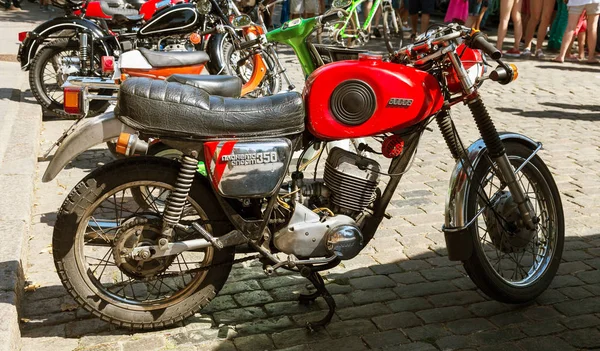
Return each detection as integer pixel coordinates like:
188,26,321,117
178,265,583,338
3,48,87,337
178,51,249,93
76,181,214,310
475,155,557,287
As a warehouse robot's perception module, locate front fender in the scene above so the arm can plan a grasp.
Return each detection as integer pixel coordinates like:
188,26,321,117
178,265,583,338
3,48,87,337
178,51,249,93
42,112,135,182
443,132,540,261
18,17,117,70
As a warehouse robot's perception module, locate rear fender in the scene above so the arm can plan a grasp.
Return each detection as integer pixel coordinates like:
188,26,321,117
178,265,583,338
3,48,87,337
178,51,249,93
18,17,118,70
42,112,135,182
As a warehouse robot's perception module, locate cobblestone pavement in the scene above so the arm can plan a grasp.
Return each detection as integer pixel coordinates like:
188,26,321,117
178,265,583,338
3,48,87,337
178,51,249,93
21,44,600,351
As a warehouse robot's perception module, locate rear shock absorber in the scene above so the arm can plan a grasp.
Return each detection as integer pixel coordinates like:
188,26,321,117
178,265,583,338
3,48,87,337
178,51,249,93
79,32,88,75
162,155,198,233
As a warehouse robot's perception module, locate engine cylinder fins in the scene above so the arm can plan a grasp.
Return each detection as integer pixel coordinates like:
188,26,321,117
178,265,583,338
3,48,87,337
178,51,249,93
329,80,376,126
324,147,380,213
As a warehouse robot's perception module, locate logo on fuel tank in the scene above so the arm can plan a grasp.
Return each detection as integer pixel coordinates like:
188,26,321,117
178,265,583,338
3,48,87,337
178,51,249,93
387,98,413,108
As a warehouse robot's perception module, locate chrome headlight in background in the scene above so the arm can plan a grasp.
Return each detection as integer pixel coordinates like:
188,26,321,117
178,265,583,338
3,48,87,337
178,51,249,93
196,0,212,14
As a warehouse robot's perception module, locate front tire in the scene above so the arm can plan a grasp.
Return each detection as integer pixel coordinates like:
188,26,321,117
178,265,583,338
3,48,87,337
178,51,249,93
463,142,564,303
53,157,235,329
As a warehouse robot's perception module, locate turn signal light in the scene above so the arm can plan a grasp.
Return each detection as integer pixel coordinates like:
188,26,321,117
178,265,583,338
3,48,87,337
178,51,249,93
189,32,201,45
18,31,28,42
510,64,518,81
101,56,115,73
115,132,149,156
63,86,83,115
115,132,131,155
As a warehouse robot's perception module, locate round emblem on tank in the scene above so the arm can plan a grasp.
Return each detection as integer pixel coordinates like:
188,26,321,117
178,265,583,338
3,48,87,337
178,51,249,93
329,80,376,126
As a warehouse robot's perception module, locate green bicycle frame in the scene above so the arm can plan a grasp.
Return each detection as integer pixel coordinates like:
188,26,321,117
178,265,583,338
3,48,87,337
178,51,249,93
337,0,383,39
266,17,320,76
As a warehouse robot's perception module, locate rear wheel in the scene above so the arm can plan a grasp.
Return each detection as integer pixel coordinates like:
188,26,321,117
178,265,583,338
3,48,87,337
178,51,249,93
29,39,112,118
463,142,564,303
53,157,235,328
382,4,404,53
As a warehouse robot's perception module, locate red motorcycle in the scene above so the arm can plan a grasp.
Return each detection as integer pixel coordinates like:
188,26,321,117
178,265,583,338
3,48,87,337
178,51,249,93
45,24,564,330
77,0,186,23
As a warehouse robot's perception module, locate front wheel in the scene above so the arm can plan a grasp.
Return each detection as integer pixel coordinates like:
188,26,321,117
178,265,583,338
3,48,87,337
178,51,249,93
317,8,359,47
382,6,404,53
463,142,564,303
53,157,235,329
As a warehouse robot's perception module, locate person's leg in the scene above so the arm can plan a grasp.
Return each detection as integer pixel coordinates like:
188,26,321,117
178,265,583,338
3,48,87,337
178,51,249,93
420,0,434,33
535,0,556,52
578,29,586,59
523,0,542,51
497,0,516,50
408,0,420,36
586,12,598,61
290,0,302,18
555,10,583,61
511,0,524,51
475,0,488,29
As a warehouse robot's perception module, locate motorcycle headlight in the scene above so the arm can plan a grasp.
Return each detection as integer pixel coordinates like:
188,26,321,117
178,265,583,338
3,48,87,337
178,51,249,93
196,0,212,14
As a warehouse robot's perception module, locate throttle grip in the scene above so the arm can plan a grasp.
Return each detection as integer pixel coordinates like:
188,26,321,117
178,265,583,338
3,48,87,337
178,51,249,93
469,31,502,60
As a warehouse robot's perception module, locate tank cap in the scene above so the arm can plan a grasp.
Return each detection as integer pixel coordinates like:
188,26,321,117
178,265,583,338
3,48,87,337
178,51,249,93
358,53,383,62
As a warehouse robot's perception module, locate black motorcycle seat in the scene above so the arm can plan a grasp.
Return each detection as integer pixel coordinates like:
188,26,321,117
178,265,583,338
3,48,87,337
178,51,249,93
115,77,305,139
99,1,140,17
138,48,210,68
165,75,242,98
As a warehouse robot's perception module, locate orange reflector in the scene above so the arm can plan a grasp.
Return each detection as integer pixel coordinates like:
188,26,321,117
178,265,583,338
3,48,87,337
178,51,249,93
115,133,132,155
120,74,128,82
510,64,518,81
63,87,82,114
189,32,201,45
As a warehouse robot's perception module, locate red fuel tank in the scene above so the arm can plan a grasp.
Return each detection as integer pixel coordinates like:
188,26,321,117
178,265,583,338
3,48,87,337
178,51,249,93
304,54,444,140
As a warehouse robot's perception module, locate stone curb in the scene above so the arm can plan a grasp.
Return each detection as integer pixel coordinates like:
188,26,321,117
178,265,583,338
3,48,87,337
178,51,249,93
0,63,42,351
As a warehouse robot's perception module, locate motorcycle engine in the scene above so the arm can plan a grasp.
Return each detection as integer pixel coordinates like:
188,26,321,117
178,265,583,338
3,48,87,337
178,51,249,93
273,147,381,260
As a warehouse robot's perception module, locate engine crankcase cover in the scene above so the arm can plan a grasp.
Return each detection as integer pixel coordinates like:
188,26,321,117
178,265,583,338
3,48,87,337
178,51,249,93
203,138,292,198
273,203,361,258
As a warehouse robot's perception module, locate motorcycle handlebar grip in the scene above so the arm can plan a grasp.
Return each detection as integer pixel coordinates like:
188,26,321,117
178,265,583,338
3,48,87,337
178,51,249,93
239,37,261,50
320,11,343,24
469,32,502,60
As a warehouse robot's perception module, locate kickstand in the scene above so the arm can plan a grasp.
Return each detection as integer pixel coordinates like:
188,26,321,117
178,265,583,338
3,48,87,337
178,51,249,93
299,267,336,331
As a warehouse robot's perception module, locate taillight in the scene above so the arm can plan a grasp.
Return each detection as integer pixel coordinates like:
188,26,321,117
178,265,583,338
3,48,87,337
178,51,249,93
18,31,28,42
101,56,115,74
63,86,83,115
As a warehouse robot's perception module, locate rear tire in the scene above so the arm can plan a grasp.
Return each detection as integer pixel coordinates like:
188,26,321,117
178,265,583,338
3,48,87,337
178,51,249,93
463,142,564,303
53,157,235,329
29,39,112,118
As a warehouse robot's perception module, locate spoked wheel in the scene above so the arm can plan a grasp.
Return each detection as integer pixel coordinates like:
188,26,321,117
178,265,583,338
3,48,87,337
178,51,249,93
29,39,112,118
463,142,564,303
53,157,234,328
382,4,404,53
317,8,359,47
222,40,281,97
